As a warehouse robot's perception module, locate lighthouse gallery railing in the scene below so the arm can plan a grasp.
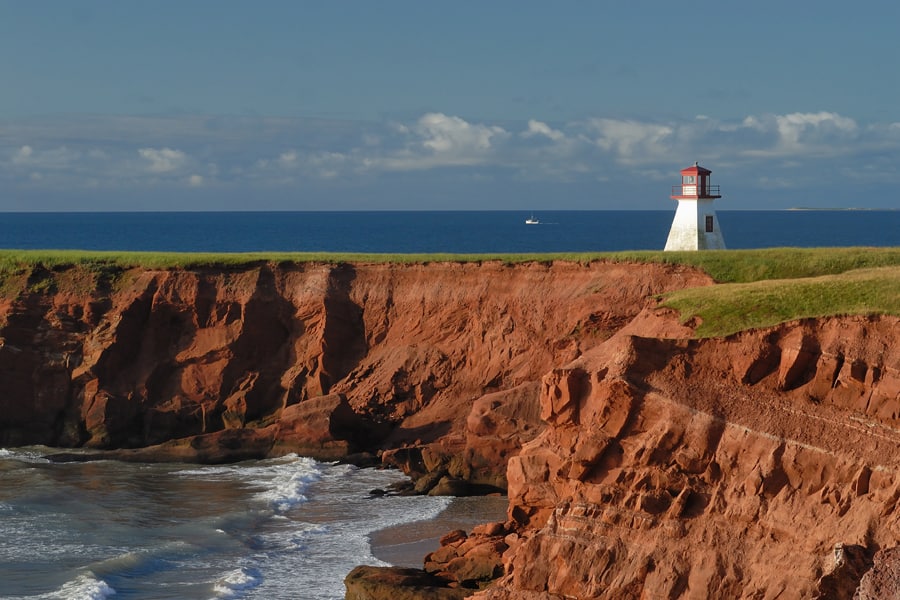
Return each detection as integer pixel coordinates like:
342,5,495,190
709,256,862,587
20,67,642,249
671,184,721,197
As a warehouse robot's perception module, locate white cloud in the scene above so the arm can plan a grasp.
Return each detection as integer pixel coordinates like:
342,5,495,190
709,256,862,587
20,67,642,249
359,113,512,172
8,145,83,172
3,110,900,208
307,151,348,179
775,111,857,146
583,118,674,164
13,145,33,164
278,150,299,167
522,120,565,141
251,149,351,182
139,147,187,173
416,112,507,156
739,112,859,157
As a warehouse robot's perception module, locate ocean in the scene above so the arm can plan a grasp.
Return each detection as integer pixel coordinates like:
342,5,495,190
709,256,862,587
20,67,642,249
0,448,506,600
0,209,897,599
0,210,898,253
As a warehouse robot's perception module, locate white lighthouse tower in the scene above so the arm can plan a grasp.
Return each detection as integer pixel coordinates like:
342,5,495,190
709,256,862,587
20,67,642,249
664,162,725,251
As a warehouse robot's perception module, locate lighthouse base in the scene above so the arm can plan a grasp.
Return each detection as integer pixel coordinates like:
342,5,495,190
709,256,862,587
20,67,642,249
664,199,726,251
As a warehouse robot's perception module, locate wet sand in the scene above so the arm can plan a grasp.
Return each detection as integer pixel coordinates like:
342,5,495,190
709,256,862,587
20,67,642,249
369,495,509,567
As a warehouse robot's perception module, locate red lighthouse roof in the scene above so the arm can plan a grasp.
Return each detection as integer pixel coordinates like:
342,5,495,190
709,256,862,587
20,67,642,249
680,161,712,176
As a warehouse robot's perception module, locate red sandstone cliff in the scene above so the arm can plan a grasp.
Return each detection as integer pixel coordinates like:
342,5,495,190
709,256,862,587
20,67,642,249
3,260,899,598
0,260,705,486
470,312,900,599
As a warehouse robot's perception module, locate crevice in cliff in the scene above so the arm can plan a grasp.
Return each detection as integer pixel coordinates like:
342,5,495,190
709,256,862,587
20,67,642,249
831,353,846,389
219,265,295,425
91,277,158,385
318,263,368,394
779,330,823,392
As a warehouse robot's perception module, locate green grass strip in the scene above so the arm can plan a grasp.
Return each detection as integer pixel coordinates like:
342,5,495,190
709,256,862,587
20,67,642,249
610,247,900,283
1,247,899,281
661,266,900,338
0,249,607,272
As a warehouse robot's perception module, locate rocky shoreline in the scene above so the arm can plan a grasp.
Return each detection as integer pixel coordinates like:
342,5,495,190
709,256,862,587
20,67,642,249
2,260,899,598
368,495,509,568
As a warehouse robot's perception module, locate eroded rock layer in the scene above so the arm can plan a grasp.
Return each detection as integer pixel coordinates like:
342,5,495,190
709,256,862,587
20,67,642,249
477,313,900,599
0,260,705,486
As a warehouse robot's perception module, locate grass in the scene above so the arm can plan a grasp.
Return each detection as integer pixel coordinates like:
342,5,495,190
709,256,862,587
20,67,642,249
661,265,900,338
610,247,900,283
0,249,604,272
2,246,899,276
0,247,898,338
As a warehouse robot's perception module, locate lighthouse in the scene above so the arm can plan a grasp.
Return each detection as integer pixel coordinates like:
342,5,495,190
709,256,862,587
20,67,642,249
664,162,726,251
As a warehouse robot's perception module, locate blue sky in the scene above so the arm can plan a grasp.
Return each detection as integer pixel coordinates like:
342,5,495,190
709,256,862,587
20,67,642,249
2,1,900,211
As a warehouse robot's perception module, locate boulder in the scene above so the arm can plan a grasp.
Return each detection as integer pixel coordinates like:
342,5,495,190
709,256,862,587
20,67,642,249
344,566,472,600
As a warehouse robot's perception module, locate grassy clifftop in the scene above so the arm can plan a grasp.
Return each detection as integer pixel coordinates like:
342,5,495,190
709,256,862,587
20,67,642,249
661,264,900,337
617,247,900,337
0,247,898,338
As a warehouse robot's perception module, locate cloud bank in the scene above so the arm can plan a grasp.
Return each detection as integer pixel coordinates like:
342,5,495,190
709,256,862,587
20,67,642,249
1,110,899,209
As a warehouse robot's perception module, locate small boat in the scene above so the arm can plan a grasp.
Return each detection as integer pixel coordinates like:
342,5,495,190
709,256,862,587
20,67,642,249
525,214,540,225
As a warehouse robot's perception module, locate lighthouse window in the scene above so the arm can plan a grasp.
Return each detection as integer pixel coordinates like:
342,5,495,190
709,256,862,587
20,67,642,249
705,216,714,232
683,175,695,184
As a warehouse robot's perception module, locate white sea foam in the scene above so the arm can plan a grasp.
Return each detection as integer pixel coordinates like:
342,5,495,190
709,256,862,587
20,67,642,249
210,567,262,599
0,446,51,463
241,464,454,598
175,454,322,513
51,572,116,600
248,455,322,513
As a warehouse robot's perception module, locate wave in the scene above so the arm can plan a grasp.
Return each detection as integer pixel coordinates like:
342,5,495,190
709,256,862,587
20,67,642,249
84,543,192,580
211,567,262,599
252,455,322,513
0,572,115,600
51,572,116,600
176,454,323,514
0,447,52,464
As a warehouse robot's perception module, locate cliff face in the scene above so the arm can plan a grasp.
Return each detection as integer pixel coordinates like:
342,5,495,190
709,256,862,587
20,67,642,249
477,313,900,599
0,260,706,484
5,260,900,598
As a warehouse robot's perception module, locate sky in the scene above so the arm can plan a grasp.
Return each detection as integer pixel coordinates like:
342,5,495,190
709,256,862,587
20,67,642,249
2,1,900,211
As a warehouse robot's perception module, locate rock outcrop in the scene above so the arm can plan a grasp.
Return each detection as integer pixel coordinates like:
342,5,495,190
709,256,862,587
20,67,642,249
345,565,472,600
3,259,899,598
474,313,900,599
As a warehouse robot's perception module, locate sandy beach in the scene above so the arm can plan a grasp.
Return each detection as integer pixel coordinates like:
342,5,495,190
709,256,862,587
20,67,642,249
369,495,509,567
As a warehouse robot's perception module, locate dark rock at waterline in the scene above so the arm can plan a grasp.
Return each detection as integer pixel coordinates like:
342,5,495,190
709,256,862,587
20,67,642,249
344,565,473,600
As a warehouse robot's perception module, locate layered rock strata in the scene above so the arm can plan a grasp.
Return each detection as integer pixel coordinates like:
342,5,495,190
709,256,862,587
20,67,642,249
474,313,900,599
0,260,705,490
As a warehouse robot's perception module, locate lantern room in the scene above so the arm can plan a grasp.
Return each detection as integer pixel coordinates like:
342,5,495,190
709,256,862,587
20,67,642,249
671,162,721,200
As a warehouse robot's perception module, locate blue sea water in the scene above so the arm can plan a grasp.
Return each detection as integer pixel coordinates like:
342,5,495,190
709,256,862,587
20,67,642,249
0,210,897,253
